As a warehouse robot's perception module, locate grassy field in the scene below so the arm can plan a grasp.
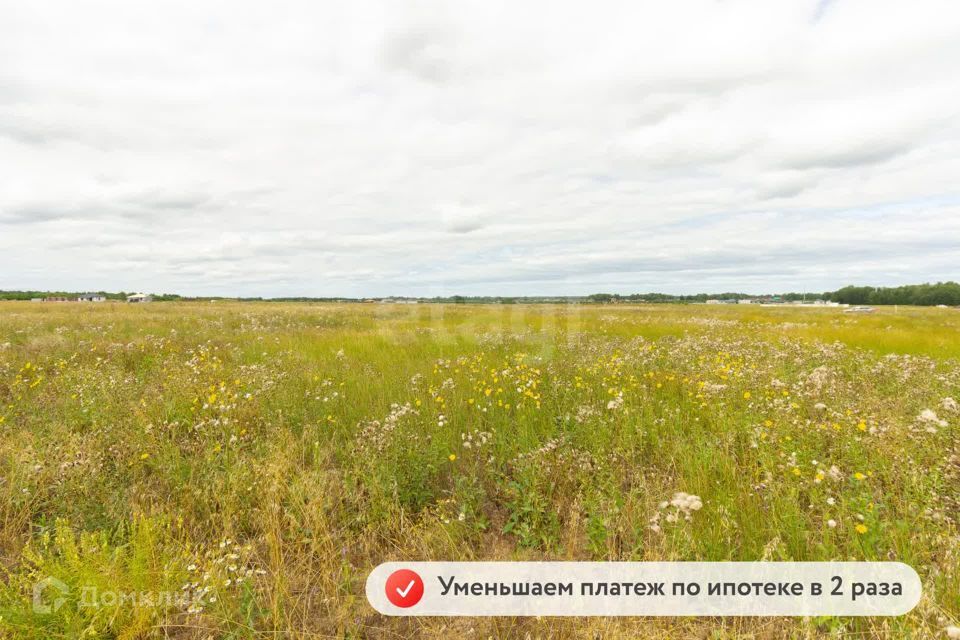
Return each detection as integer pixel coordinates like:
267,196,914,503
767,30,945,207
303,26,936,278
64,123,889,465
0,301,958,638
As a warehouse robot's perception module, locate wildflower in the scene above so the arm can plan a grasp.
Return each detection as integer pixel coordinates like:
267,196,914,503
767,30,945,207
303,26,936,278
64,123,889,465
855,524,868,534
827,519,837,528
648,511,661,533
663,492,703,522
918,409,947,428
743,391,751,400
826,497,835,506
448,453,457,462
140,453,150,460
945,626,960,639
853,472,866,481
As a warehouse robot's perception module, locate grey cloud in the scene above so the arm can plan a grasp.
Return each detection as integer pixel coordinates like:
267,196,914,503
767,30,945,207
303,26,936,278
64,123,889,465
2,189,222,227
0,205,71,225
121,191,214,211
0,119,74,145
381,27,457,84
781,138,913,170
438,202,487,234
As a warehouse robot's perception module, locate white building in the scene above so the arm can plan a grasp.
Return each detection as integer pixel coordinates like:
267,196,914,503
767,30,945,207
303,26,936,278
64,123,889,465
77,293,106,302
126,293,153,303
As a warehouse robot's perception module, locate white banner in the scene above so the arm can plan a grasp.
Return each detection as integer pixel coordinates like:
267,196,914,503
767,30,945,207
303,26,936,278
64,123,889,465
366,561,921,617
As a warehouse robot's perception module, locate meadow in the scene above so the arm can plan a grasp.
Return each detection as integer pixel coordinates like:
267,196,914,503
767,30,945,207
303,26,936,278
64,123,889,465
0,301,958,639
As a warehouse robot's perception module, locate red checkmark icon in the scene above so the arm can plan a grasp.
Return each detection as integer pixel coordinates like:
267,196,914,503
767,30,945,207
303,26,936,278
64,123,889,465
385,568,424,608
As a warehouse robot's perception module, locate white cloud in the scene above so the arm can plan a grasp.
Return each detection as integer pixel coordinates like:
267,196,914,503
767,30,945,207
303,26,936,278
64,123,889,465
1,0,959,296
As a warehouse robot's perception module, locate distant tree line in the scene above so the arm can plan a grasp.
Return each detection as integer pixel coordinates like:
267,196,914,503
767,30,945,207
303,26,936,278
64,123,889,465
585,282,960,306
0,290,182,301
824,282,960,306
2,282,958,305
0,290,120,300
586,292,751,303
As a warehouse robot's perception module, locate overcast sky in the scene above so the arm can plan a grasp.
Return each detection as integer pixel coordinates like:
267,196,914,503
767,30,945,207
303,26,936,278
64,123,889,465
2,0,959,297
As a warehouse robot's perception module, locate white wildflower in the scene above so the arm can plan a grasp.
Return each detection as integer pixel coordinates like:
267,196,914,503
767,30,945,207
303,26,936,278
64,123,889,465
660,491,704,522
606,394,624,411
918,409,948,428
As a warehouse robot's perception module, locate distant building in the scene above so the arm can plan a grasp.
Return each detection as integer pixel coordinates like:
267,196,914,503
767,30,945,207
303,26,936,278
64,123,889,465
43,296,70,302
77,293,106,302
705,299,722,304
126,293,153,303
790,300,841,307
737,299,756,304
844,306,874,314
